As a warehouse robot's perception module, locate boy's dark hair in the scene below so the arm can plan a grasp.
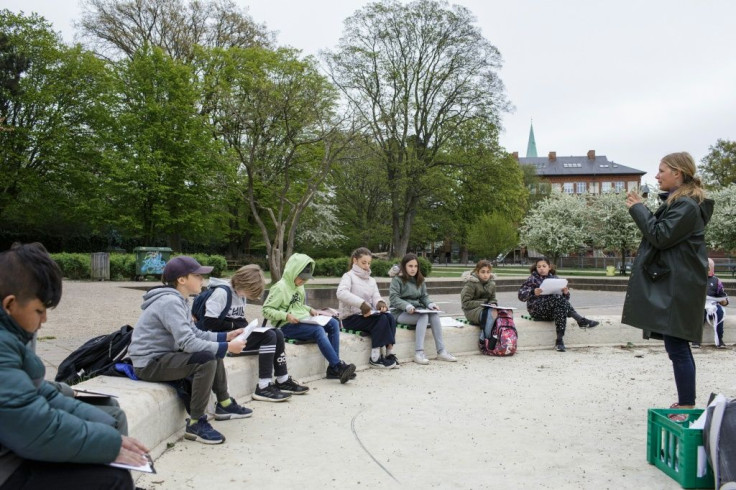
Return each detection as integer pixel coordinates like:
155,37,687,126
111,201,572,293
0,242,62,307
399,253,424,287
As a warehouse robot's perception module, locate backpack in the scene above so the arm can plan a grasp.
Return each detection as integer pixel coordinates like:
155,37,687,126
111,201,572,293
55,325,134,385
191,285,232,330
703,395,736,487
479,309,518,356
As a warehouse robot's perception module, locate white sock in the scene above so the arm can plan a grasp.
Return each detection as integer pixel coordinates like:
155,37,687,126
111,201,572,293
371,348,381,362
258,378,270,389
386,346,394,355
276,375,289,384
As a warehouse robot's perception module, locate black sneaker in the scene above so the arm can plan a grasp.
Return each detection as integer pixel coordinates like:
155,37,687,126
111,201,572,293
692,342,701,349
369,356,397,369
577,319,599,329
252,383,291,402
275,376,309,395
326,361,357,380
555,340,566,352
385,353,400,367
185,416,225,444
214,397,253,420
338,362,356,383
718,341,727,349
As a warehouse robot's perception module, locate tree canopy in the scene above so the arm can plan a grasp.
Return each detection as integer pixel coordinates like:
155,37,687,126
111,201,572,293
700,139,736,189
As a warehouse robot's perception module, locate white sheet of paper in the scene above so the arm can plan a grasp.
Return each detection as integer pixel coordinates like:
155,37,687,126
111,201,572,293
299,315,333,326
235,319,260,342
439,317,465,328
482,304,517,310
539,278,568,295
110,454,156,473
413,309,443,314
706,295,728,303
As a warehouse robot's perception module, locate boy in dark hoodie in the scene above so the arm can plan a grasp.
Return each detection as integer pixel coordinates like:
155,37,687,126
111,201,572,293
128,256,251,445
262,253,356,384
0,243,148,490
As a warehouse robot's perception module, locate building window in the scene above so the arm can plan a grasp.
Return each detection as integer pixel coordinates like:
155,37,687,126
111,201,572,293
589,182,598,194
602,182,612,193
563,183,574,194
628,181,638,191
615,181,625,193
576,182,586,194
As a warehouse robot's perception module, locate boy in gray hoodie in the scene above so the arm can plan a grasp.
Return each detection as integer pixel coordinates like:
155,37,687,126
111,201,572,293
129,256,251,445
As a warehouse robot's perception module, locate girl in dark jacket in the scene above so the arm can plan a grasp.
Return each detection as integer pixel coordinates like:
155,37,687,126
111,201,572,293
623,152,713,419
518,258,598,352
460,260,497,341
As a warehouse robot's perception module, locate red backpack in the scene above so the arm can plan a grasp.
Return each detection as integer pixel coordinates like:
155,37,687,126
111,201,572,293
480,309,518,356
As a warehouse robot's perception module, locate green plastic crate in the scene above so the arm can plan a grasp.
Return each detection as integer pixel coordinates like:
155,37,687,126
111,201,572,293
646,408,715,488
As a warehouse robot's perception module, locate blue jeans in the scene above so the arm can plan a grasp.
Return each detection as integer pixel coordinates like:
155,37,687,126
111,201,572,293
664,335,696,406
281,318,341,368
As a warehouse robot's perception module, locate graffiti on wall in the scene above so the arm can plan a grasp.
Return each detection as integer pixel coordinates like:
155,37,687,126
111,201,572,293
141,251,167,274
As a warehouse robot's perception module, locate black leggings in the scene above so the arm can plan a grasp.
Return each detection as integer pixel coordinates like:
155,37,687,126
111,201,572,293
1,460,132,490
243,328,287,379
528,295,574,339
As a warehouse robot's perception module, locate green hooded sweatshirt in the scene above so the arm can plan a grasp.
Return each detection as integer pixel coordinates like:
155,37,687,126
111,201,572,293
262,253,315,326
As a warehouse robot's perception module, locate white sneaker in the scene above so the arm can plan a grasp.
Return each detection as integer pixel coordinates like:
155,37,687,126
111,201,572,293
437,351,457,362
414,352,429,365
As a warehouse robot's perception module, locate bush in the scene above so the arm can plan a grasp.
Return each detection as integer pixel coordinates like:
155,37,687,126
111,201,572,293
110,253,135,280
417,256,432,277
370,259,393,277
51,253,91,280
190,254,227,277
314,257,350,277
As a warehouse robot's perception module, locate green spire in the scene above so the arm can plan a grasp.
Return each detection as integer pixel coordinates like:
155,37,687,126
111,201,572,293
526,121,538,157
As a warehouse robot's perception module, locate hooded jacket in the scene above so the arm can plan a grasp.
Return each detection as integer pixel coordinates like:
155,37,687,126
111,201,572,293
388,265,435,316
622,195,714,341
128,286,227,368
337,264,385,318
0,309,121,485
460,270,497,324
262,253,315,325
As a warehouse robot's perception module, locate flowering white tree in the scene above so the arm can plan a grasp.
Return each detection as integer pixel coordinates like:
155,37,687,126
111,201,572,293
707,184,736,252
587,192,642,268
519,191,589,263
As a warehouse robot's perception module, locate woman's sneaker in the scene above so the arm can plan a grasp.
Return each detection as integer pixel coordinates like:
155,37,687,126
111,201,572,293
414,352,429,365
577,318,599,329
185,416,225,444
369,356,397,369
214,397,253,420
436,351,457,362
275,376,309,394
555,340,566,352
252,383,291,402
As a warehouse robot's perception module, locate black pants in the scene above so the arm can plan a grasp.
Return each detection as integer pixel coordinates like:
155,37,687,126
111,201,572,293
342,313,397,348
1,461,132,490
243,328,288,379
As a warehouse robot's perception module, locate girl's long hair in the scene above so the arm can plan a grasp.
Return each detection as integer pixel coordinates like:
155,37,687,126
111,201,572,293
349,247,372,271
400,253,424,287
529,258,556,275
474,259,492,275
661,152,706,204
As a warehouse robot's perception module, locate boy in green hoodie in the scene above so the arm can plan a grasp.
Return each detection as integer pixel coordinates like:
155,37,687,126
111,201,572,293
262,253,356,384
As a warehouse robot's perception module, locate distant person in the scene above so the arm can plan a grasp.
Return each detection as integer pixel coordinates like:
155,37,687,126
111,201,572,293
389,253,456,364
623,152,713,420
337,248,397,369
129,256,253,445
698,258,729,349
199,264,309,401
518,258,599,352
0,243,148,490
262,253,357,384
460,259,498,342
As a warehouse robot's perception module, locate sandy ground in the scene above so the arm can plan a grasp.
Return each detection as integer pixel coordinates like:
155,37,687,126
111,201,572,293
37,280,736,489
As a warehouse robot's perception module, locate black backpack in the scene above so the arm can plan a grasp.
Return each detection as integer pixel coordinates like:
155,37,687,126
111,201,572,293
191,285,232,330
55,325,134,386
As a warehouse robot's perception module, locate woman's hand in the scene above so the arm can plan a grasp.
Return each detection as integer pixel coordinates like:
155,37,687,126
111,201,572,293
114,436,150,466
626,190,642,208
226,328,244,341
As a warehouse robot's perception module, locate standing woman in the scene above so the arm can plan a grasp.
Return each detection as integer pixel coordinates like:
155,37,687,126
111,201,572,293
622,152,713,417
389,253,456,364
337,248,398,369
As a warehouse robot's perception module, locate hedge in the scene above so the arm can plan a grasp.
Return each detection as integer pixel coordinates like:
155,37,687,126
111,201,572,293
50,253,227,280
312,256,431,278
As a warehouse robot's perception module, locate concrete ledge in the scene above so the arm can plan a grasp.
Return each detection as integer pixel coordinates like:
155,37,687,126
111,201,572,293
73,314,735,459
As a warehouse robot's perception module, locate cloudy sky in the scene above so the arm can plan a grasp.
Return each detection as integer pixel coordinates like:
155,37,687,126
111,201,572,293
6,0,736,181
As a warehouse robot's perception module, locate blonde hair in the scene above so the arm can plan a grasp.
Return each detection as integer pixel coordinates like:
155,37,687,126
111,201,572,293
230,264,266,300
661,152,706,204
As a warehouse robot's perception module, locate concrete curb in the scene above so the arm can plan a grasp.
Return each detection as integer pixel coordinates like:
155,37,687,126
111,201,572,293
73,313,735,460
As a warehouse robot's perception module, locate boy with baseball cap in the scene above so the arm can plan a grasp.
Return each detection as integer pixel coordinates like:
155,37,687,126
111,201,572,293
128,256,252,444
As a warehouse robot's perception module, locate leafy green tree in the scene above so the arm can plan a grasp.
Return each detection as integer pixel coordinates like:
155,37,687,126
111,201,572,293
104,46,227,247
519,191,588,263
204,46,350,280
707,184,736,252
587,192,642,270
700,139,736,189
466,212,518,261
324,0,509,257
0,10,115,244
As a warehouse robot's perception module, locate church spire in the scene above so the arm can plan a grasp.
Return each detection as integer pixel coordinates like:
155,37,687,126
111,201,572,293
526,121,538,157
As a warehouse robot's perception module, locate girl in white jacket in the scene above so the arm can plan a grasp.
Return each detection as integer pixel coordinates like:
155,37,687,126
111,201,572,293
337,248,397,369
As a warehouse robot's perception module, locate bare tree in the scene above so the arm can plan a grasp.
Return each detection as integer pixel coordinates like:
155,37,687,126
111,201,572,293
324,0,510,257
77,0,272,60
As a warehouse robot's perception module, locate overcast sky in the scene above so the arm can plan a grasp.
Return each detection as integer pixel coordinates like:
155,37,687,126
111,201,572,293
5,0,736,182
